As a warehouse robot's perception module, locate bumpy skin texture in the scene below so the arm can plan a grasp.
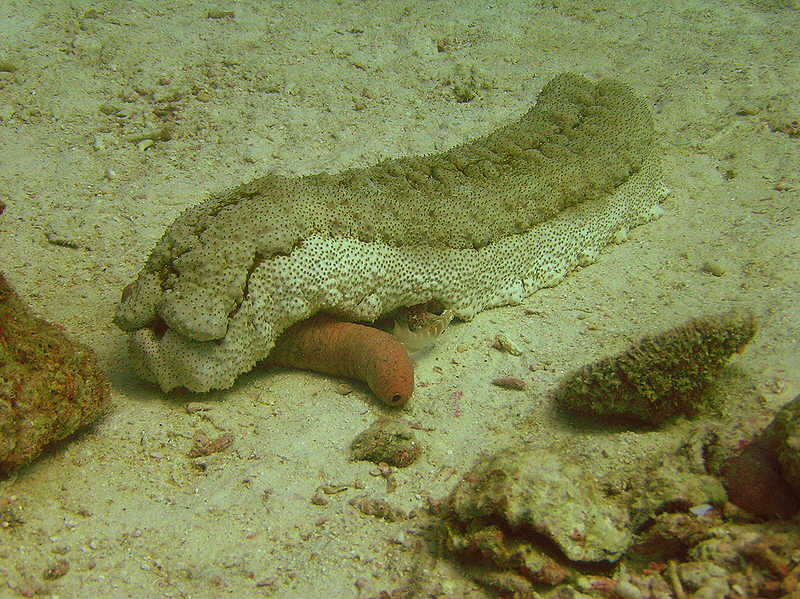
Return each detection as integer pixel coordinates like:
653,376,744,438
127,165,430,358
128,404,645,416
115,73,669,392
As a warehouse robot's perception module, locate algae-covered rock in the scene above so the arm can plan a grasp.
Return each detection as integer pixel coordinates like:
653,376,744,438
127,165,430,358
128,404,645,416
0,275,110,476
349,418,420,467
619,457,728,529
629,512,711,562
441,446,631,595
553,310,756,426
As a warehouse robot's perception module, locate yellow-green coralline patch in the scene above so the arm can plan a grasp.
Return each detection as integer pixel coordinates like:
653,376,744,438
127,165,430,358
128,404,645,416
553,309,756,426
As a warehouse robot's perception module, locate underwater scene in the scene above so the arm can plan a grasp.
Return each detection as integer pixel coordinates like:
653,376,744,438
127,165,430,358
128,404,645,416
1,1,799,597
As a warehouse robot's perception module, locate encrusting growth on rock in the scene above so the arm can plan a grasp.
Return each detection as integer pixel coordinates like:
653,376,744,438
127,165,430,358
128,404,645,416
268,313,414,406
350,418,420,466
0,273,110,476
553,309,756,426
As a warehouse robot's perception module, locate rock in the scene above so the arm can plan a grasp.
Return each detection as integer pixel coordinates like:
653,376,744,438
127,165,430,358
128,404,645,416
625,458,727,527
596,440,729,533
441,446,631,595
553,310,756,426
349,418,420,467
766,393,800,498
677,561,727,592
629,512,711,562
713,394,800,521
691,577,731,599
697,399,773,477
721,438,799,519
0,275,110,476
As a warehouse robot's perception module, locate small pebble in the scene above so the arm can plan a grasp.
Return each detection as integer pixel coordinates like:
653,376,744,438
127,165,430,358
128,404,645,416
43,560,69,580
492,333,522,355
350,419,420,467
613,579,644,599
491,377,527,391
701,261,725,277
774,178,791,191
690,503,713,517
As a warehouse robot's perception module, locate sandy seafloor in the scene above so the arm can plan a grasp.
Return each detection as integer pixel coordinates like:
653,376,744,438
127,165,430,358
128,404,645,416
1,1,799,597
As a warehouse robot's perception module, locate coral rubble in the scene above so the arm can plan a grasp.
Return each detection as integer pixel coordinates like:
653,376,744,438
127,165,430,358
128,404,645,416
350,418,421,467
440,446,631,596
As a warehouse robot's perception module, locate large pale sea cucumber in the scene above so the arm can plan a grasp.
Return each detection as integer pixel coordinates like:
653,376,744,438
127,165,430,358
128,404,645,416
114,72,668,393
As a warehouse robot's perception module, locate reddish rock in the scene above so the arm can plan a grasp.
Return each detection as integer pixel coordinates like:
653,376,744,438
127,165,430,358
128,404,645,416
721,439,799,520
767,393,800,498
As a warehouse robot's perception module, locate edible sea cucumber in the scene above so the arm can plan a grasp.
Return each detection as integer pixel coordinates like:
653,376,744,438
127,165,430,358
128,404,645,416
269,313,414,406
115,73,668,393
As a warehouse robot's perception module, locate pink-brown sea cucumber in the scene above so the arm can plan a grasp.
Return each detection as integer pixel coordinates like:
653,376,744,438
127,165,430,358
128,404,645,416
269,313,414,406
